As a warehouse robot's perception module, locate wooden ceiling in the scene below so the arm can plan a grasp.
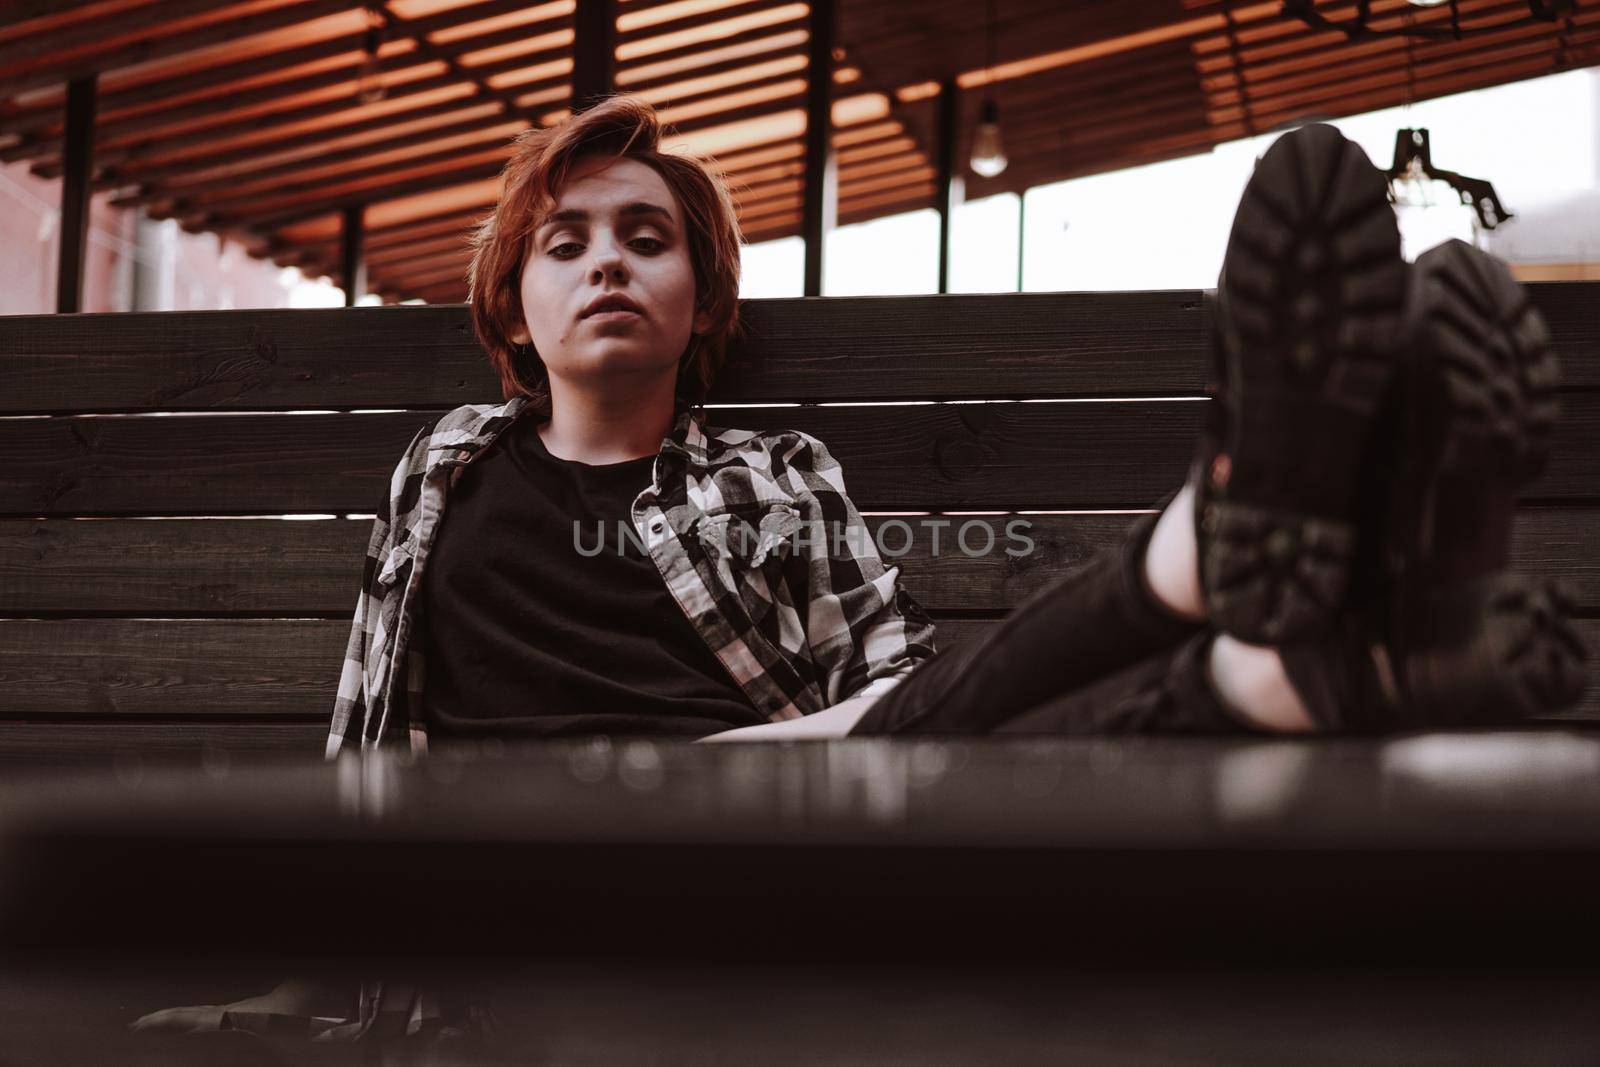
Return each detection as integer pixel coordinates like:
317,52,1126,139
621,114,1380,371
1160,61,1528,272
0,0,1594,304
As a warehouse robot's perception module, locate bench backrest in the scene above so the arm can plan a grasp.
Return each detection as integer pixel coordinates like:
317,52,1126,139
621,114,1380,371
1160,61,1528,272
4,286,1598,762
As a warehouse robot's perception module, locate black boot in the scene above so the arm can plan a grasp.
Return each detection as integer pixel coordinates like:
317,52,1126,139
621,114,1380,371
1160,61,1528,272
1278,240,1586,731
1195,122,1409,646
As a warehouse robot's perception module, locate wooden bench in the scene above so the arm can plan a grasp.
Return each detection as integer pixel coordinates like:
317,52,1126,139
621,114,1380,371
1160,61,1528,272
3,285,1598,762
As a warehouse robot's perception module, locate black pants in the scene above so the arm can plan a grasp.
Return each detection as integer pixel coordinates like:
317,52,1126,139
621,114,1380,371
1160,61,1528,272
848,507,1260,737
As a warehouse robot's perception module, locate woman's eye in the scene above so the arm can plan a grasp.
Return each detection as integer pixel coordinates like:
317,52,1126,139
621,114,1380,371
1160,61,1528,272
548,242,582,258
544,235,656,254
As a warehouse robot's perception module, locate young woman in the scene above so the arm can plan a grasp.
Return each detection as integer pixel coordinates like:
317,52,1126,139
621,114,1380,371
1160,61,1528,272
322,93,1580,755
134,94,1585,1044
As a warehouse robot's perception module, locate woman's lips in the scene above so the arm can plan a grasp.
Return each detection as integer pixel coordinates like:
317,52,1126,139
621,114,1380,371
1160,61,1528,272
585,308,642,323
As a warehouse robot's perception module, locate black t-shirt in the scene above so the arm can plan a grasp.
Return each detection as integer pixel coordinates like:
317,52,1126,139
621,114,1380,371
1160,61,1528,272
419,413,765,738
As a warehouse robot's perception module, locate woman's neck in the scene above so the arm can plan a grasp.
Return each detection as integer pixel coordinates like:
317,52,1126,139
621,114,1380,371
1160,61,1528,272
537,379,679,465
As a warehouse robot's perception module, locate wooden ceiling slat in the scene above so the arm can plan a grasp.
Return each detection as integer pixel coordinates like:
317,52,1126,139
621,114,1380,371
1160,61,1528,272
366,232,472,267
643,66,808,117
10,19,571,172
1242,46,1593,134
8,0,555,135
1213,23,1599,116
0,0,123,34
365,241,475,273
735,149,926,207
241,156,508,231
86,3,800,165
0,0,244,76
3,29,371,137
1201,0,1549,85
613,15,808,82
287,206,489,262
1212,15,1589,113
93,73,522,171
1216,0,1526,55
0,0,359,100
177,143,512,228
110,114,526,209
91,50,460,147
618,37,804,95
85,36,559,153
43,10,806,183
108,41,812,195
376,260,474,290
616,0,792,47
375,264,472,293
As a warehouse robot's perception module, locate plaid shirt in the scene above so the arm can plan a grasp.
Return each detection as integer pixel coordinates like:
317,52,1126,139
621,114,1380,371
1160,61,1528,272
326,393,938,758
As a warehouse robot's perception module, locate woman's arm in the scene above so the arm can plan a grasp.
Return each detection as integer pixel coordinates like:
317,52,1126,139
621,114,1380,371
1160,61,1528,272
786,431,939,705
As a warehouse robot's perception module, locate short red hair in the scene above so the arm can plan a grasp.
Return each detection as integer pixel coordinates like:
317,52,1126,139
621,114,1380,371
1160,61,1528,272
467,94,743,414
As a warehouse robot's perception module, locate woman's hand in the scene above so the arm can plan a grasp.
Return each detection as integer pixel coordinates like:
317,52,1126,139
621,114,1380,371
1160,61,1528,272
696,694,879,742
127,1004,228,1034
128,977,339,1034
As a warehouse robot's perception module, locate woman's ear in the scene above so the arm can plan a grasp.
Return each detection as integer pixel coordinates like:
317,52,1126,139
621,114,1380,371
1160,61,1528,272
510,323,531,346
691,307,713,334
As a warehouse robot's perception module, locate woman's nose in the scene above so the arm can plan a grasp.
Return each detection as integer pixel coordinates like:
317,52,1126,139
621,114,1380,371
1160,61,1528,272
589,243,628,283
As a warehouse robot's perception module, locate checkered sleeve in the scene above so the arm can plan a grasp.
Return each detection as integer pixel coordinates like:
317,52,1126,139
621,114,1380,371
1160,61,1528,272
325,422,434,758
790,431,938,707
324,473,395,759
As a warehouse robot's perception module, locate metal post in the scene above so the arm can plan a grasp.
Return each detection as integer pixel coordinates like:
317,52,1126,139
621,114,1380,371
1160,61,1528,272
1016,190,1026,292
341,203,366,307
56,75,96,314
572,0,616,112
935,77,964,294
801,0,836,297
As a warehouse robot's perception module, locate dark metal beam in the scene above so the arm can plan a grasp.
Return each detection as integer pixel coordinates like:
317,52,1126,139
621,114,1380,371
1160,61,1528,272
801,0,837,297
56,75,96,315
572,0,616,111
935,78,964,295
340,204,367,307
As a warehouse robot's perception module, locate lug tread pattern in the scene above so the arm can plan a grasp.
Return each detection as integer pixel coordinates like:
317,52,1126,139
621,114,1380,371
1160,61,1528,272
1203,123,1405,643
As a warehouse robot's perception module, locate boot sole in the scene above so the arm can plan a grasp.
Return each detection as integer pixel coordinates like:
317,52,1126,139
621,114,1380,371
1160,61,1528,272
1403,241,1582,716
1411,238,1559,490
1201,123,1407,644
1404,575,1587,721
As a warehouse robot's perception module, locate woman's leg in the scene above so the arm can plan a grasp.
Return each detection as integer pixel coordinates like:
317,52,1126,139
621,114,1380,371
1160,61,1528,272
990,631,1315,736
850,488,1208,735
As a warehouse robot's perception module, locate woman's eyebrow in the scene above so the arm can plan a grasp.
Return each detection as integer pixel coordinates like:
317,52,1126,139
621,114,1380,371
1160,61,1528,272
537,201,675,233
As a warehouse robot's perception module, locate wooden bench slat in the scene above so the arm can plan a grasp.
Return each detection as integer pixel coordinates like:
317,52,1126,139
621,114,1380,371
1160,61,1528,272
0,724,326,765
3,613,1595,724
7,395,1600,516
5,283,1595,412
7,508,1600,614
0,619,345,718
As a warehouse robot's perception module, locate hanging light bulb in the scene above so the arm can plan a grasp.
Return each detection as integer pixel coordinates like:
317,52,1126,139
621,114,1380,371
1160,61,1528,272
1391,133,1437,209
966,0,1004,179
970,98,1007,178
356,17,386,105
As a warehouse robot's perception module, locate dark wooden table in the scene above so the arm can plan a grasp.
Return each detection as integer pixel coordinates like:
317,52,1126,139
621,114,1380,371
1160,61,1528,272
3,733,1600,1063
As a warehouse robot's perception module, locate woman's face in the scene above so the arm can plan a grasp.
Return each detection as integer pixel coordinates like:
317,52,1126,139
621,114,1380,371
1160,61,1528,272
512,154,710,392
